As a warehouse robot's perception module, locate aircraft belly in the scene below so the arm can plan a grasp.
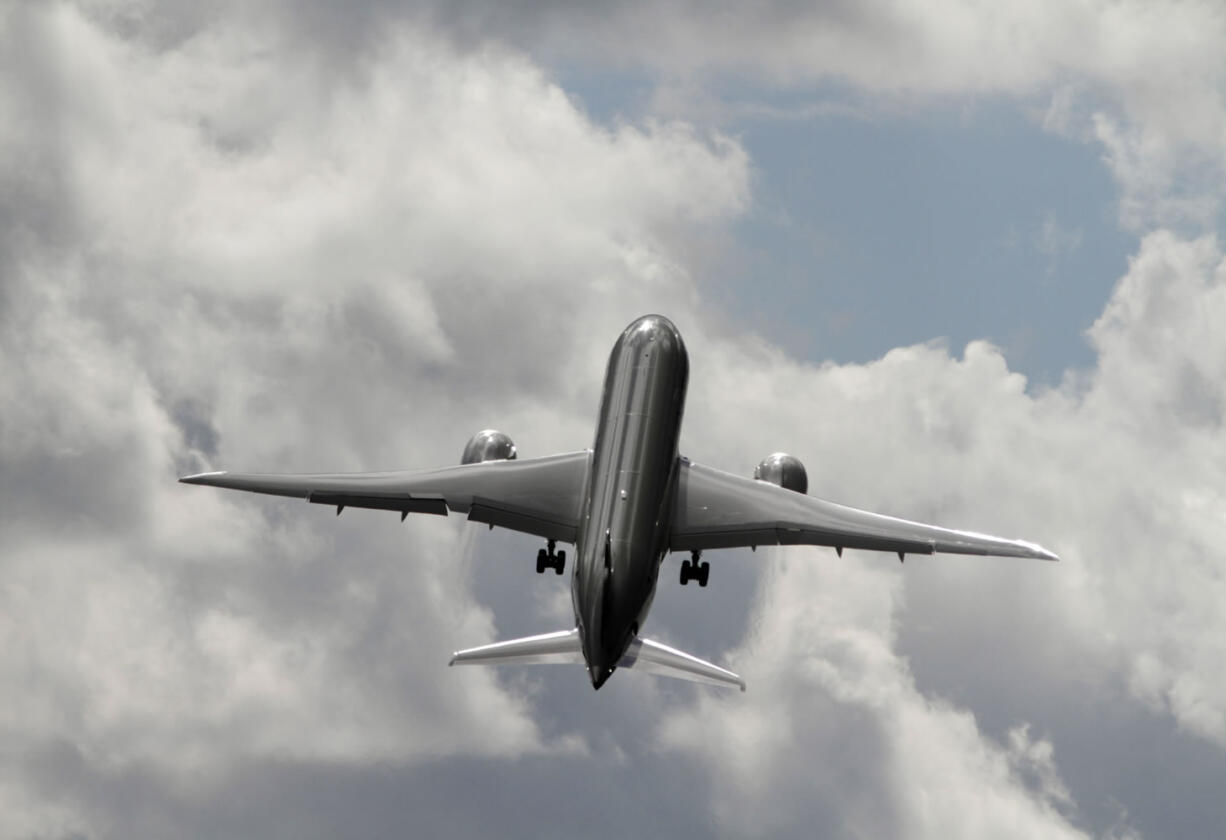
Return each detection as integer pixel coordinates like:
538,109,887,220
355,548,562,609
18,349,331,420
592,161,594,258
572,315,689,684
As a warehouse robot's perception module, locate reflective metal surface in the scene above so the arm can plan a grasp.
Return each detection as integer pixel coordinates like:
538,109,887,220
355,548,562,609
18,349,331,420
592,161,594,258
672,459,1060,560
572,314,688,688
753,452,808,494
460,429,518,464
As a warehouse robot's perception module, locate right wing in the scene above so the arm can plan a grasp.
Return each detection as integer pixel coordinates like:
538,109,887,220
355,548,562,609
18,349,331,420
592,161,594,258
670,459,1057,561
180,450,591,544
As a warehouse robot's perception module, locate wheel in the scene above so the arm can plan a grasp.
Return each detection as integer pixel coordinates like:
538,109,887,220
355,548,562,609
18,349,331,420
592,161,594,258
554,550,566,575
698,560,710,587
536,548,547,574
679,558,692,585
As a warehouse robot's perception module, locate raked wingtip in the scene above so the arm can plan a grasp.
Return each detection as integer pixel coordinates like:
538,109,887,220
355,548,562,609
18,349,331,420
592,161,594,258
1014,538,1059,562
179,470,227,485
1033,543,1060,562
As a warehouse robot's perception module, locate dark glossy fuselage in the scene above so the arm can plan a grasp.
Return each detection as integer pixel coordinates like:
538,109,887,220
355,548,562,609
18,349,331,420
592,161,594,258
572,315,688,688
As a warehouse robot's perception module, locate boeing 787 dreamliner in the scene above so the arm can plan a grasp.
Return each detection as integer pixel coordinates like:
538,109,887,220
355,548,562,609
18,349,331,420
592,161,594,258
182,315,1057,690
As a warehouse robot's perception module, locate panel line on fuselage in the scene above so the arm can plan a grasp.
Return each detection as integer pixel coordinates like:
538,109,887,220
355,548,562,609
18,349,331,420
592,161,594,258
572,316,689,688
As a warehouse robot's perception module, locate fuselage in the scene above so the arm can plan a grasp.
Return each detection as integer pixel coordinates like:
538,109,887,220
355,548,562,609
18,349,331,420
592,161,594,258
572,315,689,688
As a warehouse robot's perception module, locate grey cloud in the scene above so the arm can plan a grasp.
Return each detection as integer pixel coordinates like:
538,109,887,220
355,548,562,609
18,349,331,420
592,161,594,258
170,398,220,459
73,1,1226,232
0,5,749,835
662,230,1226,836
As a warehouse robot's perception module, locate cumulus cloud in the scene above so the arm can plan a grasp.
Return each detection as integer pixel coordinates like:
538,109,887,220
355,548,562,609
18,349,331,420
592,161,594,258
409,0,1226,230
0,2,744,830
659,556,1087,839
71,1,1226,230
650,230,1226,836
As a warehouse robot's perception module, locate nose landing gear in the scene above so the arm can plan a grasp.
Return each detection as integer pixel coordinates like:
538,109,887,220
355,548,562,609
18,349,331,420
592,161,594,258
536,539,566,575
679,551,710,587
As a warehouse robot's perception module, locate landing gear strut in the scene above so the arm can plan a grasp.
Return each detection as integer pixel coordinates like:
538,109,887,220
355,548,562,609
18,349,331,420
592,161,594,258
536,539,566,575
679,550,710,587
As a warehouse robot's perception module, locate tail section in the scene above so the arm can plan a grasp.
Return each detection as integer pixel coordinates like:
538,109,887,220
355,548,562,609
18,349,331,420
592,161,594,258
450,629,745,691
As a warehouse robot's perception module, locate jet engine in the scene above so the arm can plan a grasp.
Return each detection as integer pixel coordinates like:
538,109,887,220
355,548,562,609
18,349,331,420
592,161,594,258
753,452,807,494
461,430,518,465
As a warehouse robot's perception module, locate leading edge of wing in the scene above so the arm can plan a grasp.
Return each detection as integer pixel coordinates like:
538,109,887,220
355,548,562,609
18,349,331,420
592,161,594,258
180,450,591,543
670,460,1058,561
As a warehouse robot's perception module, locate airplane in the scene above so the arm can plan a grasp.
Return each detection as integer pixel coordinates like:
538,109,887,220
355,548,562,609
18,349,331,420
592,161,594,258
180,314,1058,691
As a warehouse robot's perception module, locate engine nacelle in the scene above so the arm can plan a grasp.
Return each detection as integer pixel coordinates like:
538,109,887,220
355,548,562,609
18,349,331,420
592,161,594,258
753,452,807,494
461,430,518,465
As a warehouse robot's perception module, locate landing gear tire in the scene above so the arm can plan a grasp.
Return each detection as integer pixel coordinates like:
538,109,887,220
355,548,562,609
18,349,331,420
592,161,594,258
537,543,564,575
680,551,707,586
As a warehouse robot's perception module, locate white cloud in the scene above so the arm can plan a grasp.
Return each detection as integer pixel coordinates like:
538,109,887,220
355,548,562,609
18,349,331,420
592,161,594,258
0,1,743,825
421,0,1226,230
649,229,1226,834
657,556,1088,839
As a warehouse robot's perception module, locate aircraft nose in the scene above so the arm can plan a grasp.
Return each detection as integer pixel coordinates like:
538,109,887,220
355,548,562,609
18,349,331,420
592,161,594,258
624,314,683,351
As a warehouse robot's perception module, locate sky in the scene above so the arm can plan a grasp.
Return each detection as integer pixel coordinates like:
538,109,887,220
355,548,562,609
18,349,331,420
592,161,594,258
3,1,1226,838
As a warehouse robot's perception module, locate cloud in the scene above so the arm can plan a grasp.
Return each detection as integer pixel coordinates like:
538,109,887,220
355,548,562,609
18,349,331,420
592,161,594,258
0,3,744,830
658,556,1087,839
65,1,1226,232
647,229,1226,835
407,0,1226,230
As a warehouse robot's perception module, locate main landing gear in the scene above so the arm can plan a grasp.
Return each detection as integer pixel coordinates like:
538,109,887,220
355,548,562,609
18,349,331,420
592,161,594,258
679,551,710,587
536,540,565,575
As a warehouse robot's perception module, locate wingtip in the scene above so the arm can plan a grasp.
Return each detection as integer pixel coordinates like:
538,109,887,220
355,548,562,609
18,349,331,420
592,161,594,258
1028,542,1060,562
179,470,227,485
1013,538,1059,562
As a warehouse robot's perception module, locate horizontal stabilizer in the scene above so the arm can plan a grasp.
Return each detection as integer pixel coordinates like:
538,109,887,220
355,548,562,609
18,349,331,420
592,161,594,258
618,637,746,691
450,628,583,666
450,628,745,691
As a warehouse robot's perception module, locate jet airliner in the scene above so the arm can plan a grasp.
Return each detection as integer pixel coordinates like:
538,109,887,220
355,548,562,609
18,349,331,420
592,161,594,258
181,315,1057,690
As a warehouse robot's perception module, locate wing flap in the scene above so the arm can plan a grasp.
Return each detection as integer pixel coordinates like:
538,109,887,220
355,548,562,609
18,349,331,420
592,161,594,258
671,459,1057,561
309,494,448,516
466,499,577,542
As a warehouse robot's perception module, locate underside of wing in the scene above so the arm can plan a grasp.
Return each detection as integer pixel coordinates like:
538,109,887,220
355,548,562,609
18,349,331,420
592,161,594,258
180,450,591,543
670,459,1058,561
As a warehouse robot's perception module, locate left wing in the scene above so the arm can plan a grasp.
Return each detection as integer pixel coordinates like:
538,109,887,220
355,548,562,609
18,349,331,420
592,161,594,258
181,451,591,543
670,459,1057,561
